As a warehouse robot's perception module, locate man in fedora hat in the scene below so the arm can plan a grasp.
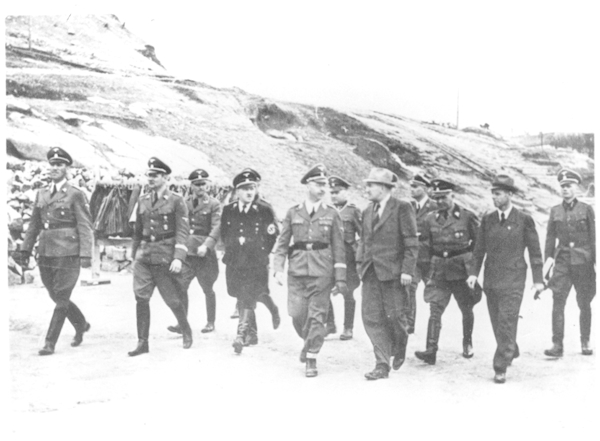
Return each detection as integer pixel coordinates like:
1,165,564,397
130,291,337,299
273,164,347,377
415,178,480,365
128,157,193,356
542,169,595,357
325,175,362,340
470,175,544,383
357,167,418,380
406,174,437,334
221,168,280,355
167,169,221,335
16,147,93,355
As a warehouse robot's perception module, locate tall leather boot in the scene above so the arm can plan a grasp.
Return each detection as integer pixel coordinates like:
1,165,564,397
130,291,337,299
415,317,440,365
39,308,68,355
340,296,356,341
580,306,592,354
167,291,189,334
128,301,150,356
244,310,258,346
462,309,474,358
172,304,193,349
233,309,251,354
326,299,337,335
545,305,564,357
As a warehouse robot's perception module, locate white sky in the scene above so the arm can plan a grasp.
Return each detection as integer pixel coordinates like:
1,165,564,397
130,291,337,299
8,1,600,135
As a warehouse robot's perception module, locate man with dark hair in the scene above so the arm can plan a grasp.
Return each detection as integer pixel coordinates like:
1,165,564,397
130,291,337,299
128,157,193,356
470,175,544,384
273,164,347,377
542,169,595,357
358,168,418,380
221,168,280,355
17,147,93,356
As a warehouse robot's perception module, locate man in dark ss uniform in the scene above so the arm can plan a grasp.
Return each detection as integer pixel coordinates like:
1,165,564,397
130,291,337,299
128,158,193,356
406,174,437,334
17,147,93,356
415,178,480,365
543,169,595,357
168,169,221,334
357,168,418,380
325,175,362,340
221,169,280,355
273,164,347,377
470,175,544,384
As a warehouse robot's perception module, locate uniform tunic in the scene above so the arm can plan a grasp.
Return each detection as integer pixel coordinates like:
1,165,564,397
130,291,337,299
220,198,279,309
273,202,346,356
132,188,189,308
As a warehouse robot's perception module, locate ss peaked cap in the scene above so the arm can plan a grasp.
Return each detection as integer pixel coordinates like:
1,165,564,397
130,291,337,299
233,168,260,188
189,169,210,182
301,164,328,184
557,169,582,185
47,147,73,166
430,178,456,196
147,157,171,174
328,175,350,189
410,174,430,187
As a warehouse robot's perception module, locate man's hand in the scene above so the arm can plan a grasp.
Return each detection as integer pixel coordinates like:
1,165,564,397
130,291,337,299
274,271,285,286
169,258,183,274
400,273,412,286
543,258,555,280
467,275,478,289
335,281,348,296
80,257,92,268
533,283,546,300
197,245,208,257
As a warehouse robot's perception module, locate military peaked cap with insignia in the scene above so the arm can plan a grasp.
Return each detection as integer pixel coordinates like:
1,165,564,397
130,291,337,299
557,168,582,185
430,178,456,196
47,147,73,166
147,157,171,175
188,169,210,182
328,175,350,189
233,168,260,188
410,174,430,187
301,163,328,184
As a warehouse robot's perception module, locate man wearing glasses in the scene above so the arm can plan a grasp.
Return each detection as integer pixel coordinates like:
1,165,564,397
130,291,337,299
415,179,480,365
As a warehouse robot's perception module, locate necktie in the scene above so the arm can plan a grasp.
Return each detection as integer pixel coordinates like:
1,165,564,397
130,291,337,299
500,212,506,225
310,207,315,218
152,192,158,206
439,210,448,223
193,198,198,209
372,203,380,227
51,185,57,197
416,203,420,214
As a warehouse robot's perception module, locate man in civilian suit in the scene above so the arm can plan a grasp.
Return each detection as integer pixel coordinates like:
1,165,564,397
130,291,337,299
469,175,544,384
357,168,418,380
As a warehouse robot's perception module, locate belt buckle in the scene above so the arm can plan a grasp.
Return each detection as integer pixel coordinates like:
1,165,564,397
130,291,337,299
150,235,156,242
307,243,313,251
443,251,448,258
569,242,574,248
44,222,49,229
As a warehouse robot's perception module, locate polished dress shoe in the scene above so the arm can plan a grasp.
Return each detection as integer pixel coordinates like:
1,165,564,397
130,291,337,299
305,358,318,377
167,325,183,335
244,334,258,346
462,342,474,359
128,340,149,357
544,344,563,357
392,356,405,371
233,337,244,354
326,323,337,336
339,328,353,340
182,331,193,349
272,309,281,330
582,341,593,356
365,365,389,380
494,372,506,384
71,322,91,347
415,349,436,365
299,350,307,363
201,322,215,333
38,342,55,356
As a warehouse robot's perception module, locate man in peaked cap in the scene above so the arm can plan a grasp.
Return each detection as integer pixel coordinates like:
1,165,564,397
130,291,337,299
16,147,94,355
128,157,193,356
221,168,280,355
357,168,418,380
542,169,595,357
326,175,362,340
406,173,437,335
167,169,221,335
273,163,347,377
415,178,480,365
470,175,544,384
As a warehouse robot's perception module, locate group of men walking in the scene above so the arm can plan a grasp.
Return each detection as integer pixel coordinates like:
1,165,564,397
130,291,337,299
15,147,595,384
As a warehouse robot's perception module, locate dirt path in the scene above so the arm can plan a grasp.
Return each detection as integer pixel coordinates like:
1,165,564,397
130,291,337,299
8,269,597,440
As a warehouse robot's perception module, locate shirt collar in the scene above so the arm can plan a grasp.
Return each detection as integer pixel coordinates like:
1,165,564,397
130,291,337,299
53,179,67,193
376,193,392,213
416,195,429,209
305,200,322,214
497,204,513,220
563,198,578,211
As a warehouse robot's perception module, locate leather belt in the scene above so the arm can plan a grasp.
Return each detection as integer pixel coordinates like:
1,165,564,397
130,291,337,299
191,229,208,236
142,232,175,242
432,247,471,258
289,241,329,255
44,222,76,230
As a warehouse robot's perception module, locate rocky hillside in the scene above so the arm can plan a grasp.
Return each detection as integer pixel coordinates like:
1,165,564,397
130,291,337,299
5,14,594,222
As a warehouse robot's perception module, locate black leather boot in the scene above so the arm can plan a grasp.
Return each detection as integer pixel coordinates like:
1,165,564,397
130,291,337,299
462,309,474,358
340,296,355,340
168,290,189,334
326,299,336,335
244,310,258,346
39,308,68,356
129,301,150,356
305,358,318,377
415,318,440,365
172,304,193,349
233,309,251,354
582,340,593,356
545,306,564,357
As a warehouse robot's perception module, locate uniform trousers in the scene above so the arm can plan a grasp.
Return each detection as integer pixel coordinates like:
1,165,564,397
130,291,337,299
405,261,430,332
485,288,524,374
133,261,185,308
226,265,269,310
548,251,596,343
288,275,334,357
38,256,86,341
327,257,359,329
179,252,219,322
361,265,409,369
